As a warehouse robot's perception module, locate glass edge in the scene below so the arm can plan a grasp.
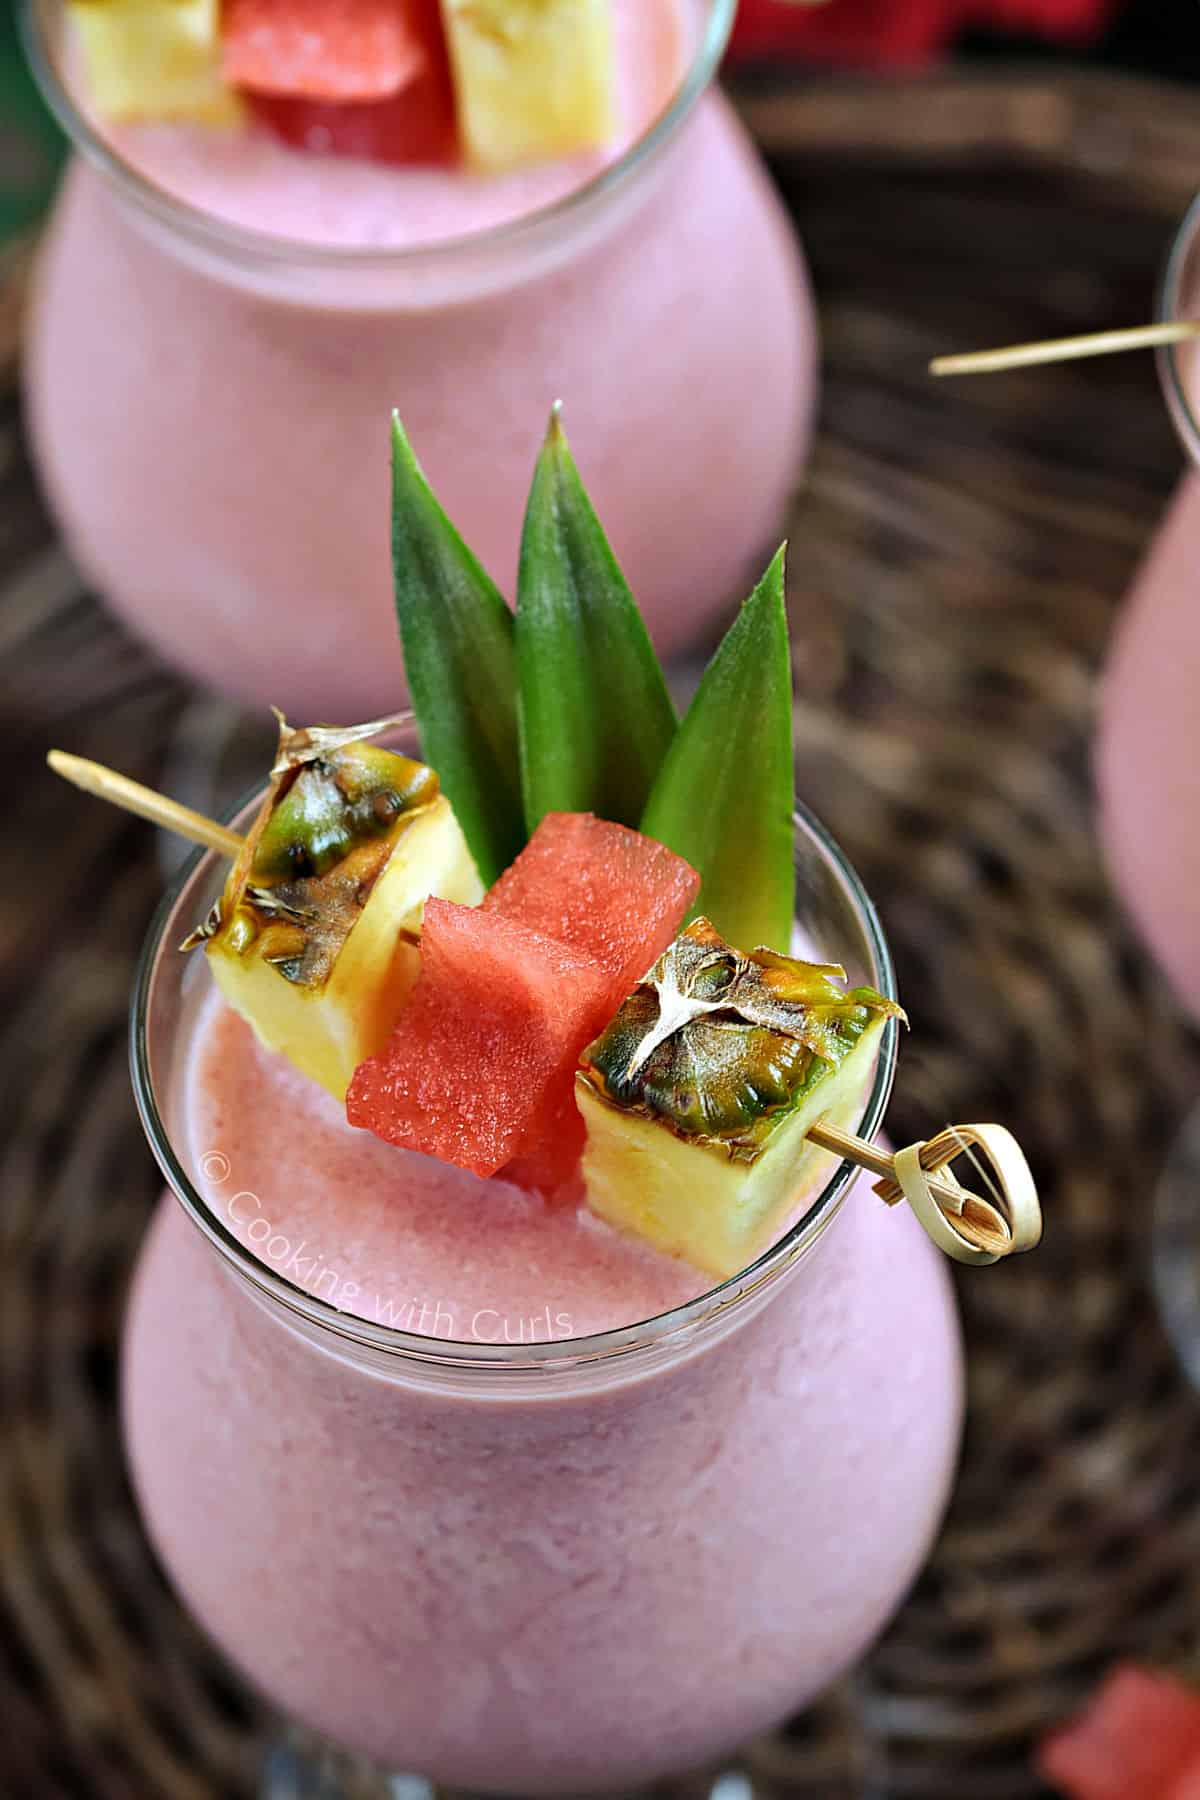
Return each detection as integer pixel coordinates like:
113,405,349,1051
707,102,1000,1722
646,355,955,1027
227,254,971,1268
130,796,898,1375
22,0,736,273
1158,190,1200,465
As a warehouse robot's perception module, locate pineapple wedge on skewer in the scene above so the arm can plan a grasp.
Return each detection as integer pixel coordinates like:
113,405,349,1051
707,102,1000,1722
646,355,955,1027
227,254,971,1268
439,0,615,170
577,920,904,1279
187,717,482,1101
67,0,243,123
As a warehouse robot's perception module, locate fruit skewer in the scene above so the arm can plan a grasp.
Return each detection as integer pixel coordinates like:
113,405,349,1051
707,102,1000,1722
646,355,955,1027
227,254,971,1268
46,746,1040,1267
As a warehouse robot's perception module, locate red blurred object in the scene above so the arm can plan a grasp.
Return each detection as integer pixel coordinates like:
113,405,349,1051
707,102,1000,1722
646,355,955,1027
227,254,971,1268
223,0,434,99
1170,1760,1200,1800
728,0,1116,67
244,0,457,166
1036,1664,1200,1800
246,77,457,165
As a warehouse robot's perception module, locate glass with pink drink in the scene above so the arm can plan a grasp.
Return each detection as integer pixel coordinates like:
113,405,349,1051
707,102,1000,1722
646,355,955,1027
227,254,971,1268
1096,195,1200,1380
21,0,815,720
127,770,963,1796
56,410,1042,1797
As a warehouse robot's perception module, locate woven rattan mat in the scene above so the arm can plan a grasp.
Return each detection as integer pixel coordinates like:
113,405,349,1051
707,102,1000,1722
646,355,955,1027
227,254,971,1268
4,66,1200,1800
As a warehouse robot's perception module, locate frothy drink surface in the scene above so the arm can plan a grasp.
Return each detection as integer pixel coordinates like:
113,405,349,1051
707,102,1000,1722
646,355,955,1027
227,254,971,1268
187,993,708,1340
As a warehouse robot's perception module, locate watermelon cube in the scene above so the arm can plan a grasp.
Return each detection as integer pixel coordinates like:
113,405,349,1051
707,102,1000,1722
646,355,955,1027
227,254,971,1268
484,813,700,997
246,72,457,167
499,1085,588,1201
349,820,699,1194
1037,1665,1200,1800
224,0,440,101
346,899,614,1178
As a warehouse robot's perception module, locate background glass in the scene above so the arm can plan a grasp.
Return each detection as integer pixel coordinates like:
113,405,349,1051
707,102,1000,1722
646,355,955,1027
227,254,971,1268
20,0,816,720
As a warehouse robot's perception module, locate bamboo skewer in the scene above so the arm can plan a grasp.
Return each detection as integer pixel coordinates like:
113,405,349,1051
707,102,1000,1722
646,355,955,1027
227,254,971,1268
47,750,245,861
46,749,1040,1265
808,1121,968,1213
930,319,1200,378
809,1119,1040,1264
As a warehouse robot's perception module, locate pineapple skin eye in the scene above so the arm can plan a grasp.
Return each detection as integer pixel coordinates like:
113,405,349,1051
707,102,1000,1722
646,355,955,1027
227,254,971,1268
589,1012,817,1146
253,750,437,882
578,918,898,1155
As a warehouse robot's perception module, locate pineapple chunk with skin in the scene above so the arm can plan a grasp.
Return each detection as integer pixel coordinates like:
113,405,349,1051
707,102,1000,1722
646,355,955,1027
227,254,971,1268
577,920,903,1280
439,0,616,170
193,723,482,1101
69,0,243,124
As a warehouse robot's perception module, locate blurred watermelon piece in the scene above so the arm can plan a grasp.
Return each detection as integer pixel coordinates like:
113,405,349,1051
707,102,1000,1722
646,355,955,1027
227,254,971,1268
1038,1665,1200,1799
727,0,1114,67
224,0,439,100
1169,1757,1200,1800
246,73,456,165
730,0,964,64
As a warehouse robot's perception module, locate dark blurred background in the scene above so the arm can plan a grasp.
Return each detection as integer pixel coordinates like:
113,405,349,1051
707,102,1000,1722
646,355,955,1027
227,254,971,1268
974,2,1200,73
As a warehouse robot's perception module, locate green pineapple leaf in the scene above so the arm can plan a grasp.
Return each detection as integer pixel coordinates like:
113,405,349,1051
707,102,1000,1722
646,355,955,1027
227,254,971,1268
516,408,677,833
390,415,525,887
641,547,794,952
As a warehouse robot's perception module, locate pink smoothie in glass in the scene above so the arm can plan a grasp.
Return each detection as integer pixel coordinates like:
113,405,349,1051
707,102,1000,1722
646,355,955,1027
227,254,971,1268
1097,206,1200,1018
25,0,816,719
1098,473,1200,1017
120,812,963,1790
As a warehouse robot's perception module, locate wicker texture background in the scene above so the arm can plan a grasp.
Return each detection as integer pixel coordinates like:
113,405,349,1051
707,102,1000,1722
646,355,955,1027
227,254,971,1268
3,67,1200,1799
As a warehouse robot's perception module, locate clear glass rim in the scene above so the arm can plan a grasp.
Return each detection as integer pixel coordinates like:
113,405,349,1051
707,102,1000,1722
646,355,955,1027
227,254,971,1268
130,796,898,1373
1158,190,1200,464
21,0,735,271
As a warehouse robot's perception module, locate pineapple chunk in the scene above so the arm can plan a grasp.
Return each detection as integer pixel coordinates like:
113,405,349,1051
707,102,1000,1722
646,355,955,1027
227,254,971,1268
68,0,243,124
189,720,483,1100
439,0,615,170
577,920,902,1279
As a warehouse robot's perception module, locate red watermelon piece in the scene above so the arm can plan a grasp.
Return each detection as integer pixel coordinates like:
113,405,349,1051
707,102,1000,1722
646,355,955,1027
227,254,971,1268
224,0,438,101
484,814,700,997
246,74,457,167
349,820,699,1195
1037,1665,1200,1800
499,1086,587,1202
346,899,614,1179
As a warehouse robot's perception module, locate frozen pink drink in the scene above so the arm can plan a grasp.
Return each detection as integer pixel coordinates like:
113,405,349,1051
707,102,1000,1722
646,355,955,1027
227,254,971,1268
24,0,816,717
1097,203,1200,1018
1099,475,1200,1016
121,802,963,1791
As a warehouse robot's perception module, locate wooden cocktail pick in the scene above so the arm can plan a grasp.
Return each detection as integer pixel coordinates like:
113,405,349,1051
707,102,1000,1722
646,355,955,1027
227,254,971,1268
930,319,1200,377
47,750,245,860
46,748,1042,1266
811,1119,1042,1265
